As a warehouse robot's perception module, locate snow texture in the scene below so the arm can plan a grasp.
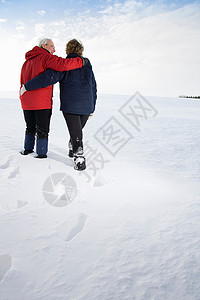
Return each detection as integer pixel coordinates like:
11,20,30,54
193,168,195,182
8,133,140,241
0,92,200,300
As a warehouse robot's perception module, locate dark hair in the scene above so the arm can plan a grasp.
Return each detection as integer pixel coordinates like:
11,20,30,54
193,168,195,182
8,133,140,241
66,39,84,56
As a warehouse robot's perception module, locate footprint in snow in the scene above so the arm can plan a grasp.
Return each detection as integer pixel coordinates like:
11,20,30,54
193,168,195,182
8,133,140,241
57,214,88,242
0,254,12,282
0,158,11,169
93,174,108,187
8,166,20,179
65,214,88,241
17,200,28,208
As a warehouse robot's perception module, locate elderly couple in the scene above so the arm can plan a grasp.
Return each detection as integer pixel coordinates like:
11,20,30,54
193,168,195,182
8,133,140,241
20,38,97,171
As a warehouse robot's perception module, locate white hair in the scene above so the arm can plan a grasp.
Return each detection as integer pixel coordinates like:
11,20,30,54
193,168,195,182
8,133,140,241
38,38,52,47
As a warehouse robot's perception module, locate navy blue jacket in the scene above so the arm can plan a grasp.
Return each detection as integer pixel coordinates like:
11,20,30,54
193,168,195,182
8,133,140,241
25,54,97,115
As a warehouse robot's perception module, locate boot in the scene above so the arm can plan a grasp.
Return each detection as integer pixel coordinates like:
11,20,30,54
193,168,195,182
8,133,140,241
36,138,48,158
20,134,35,155
20,149,34,155
74,147,86,171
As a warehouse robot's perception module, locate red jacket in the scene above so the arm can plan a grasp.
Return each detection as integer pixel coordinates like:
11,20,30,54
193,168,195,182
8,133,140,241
20,46,83,110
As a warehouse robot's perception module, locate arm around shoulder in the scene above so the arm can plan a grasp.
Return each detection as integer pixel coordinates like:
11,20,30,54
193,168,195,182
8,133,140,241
24,69,64,91
44,54,83,72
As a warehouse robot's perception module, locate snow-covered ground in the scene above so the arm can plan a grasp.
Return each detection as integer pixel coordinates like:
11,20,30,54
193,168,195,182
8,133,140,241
0,91,200,300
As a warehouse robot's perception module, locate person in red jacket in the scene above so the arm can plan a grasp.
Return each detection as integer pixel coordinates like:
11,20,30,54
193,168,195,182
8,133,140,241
20,38,84,158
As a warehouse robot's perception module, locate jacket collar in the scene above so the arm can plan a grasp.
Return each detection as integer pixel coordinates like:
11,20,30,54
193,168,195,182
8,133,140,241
67,53,82,59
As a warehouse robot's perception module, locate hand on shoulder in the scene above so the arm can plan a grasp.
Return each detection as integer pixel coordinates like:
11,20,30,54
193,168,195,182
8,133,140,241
82,57,90,66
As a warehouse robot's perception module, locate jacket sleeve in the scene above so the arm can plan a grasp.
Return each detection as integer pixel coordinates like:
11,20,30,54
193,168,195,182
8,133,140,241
44,54,83,71
84,57,97,112
24,69,64,90
92,71,97,112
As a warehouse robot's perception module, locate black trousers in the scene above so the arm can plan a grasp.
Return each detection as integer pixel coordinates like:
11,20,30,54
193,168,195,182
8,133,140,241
23,109,52,139
62,112,89,154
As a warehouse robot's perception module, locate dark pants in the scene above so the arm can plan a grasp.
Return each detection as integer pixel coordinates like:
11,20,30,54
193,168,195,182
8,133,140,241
23,109,52,139
62,112,89,154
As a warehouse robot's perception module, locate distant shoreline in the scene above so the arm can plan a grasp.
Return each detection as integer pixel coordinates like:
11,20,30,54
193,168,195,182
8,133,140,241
179,95,200,99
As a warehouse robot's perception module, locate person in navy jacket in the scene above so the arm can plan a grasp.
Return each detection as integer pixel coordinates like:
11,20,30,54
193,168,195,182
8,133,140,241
22,39,97,171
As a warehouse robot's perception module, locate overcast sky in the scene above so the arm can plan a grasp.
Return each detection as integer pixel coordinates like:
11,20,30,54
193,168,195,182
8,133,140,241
0,0,199,97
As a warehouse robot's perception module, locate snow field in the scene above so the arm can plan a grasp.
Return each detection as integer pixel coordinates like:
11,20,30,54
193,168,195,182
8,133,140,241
0,93,200,299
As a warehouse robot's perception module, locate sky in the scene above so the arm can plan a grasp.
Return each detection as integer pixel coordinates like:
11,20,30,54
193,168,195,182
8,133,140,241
0,0,199,97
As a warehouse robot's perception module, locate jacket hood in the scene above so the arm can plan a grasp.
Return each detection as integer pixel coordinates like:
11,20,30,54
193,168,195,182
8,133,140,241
25,46,48,61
